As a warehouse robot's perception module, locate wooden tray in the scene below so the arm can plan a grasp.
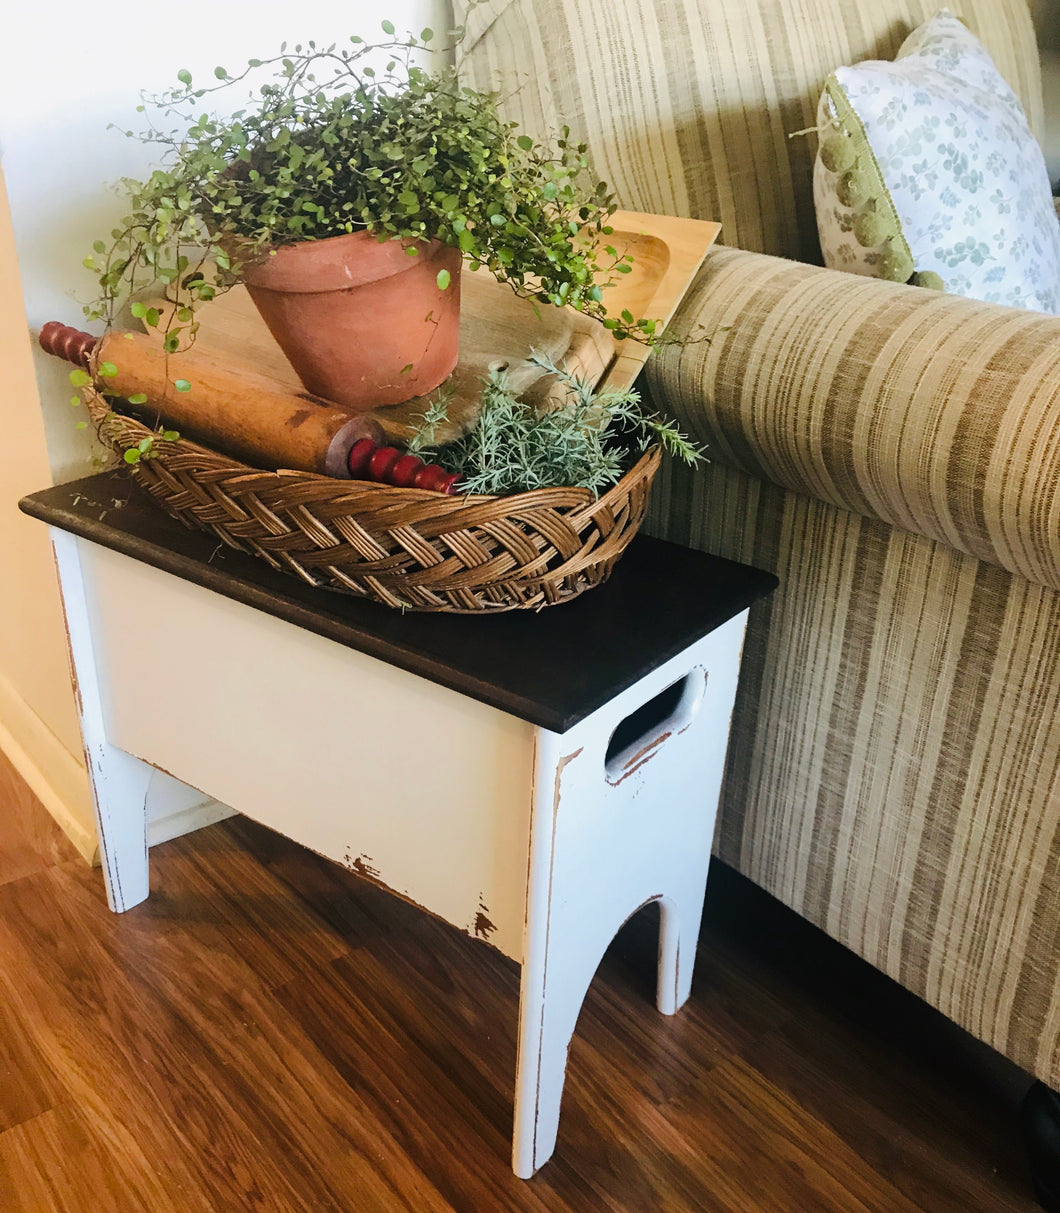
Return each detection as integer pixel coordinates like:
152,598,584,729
584,210,721,392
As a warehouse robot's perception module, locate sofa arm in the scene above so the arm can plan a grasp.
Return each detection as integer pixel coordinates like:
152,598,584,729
648,245,1060,590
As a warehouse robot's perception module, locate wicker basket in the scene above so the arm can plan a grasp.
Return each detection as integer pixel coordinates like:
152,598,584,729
86,388,660,613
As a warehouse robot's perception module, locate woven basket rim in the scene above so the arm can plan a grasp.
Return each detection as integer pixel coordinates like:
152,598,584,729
85,386,658,502
83,386,661,612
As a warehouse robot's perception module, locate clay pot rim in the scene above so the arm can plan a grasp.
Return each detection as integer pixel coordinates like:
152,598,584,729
243,230,458,294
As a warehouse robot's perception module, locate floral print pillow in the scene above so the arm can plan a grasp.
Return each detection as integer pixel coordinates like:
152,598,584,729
813,9,1060,313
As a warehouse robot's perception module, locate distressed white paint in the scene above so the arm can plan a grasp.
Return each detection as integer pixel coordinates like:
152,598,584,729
75,540,534,956
0,557,232,866
55,532,748,1174
513,616,746,1176
49,531,153,910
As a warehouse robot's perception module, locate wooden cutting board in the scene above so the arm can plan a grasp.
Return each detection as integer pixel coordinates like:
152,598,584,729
145,211,720,445
177,270,613,443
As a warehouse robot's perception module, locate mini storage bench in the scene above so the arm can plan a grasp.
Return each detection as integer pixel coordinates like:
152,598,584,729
21,470,774,1176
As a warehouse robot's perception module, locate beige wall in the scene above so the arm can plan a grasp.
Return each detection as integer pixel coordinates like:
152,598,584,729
0,168,95,853
0,175,77,745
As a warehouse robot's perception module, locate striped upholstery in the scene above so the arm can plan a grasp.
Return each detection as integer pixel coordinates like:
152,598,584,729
647,253,1060,1080
654,250,1060,593
456,1,1060,1088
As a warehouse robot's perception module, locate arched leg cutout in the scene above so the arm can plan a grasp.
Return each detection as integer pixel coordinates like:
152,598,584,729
513,619,744,1176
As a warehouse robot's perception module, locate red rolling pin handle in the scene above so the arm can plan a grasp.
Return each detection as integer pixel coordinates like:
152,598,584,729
39,321,98,366
346,439,462,494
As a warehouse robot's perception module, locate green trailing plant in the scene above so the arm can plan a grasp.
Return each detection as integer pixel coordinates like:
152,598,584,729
65,365,180,456
407,353,704,496
120,429,182,465
81,20,657,358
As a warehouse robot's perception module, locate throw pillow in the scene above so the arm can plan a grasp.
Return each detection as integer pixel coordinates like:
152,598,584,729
812,9,1060,313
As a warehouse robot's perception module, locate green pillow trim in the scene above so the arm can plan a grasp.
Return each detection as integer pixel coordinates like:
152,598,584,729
820,76,936,288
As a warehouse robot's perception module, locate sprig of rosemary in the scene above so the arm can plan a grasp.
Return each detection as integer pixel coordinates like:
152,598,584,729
407,353,704,496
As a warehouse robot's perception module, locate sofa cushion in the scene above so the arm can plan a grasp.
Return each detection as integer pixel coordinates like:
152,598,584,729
813,9,1060,312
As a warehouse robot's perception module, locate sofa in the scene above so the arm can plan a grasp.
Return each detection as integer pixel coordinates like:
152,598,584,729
454,0,1060,1111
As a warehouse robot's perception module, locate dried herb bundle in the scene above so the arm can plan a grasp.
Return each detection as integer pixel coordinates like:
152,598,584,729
408,354,703,496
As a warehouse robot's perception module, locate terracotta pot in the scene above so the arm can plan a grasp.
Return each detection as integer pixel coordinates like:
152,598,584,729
243,231,462,411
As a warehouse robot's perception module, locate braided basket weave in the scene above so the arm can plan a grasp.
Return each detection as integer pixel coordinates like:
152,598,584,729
86,388,660,613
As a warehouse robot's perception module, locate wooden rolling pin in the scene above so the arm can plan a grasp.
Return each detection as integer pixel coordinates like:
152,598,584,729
39,321,386,478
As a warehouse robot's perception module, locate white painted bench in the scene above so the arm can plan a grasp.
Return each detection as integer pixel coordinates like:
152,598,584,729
22,472,775,1176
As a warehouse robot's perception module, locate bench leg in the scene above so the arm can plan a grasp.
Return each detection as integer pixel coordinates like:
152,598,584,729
656,890,705,1016
83,741,153,913
513,725,710,1170
512,626,744,1177
51,529,151,912
512,922,587,1180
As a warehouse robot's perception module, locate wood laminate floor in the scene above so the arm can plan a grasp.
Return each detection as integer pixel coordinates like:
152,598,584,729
0,746,1041,1211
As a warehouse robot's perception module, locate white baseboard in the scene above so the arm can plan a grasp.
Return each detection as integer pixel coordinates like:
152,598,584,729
147,797,235,847
0,670,234,863
142,765,235,847
0,670,97,862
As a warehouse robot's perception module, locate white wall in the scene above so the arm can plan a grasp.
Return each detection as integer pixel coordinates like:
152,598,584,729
0,169,97,856
1,0,451,476
0,0,448,853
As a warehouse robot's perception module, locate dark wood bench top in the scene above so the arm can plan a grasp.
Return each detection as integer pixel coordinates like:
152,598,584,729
21,472,776,732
